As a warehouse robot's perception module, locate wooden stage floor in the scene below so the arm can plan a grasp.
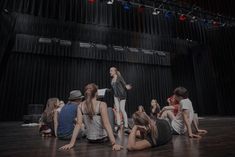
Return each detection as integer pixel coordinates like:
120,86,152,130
0,117,235,157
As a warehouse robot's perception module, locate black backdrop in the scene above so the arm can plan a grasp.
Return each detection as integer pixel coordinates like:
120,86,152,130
0,0,235,121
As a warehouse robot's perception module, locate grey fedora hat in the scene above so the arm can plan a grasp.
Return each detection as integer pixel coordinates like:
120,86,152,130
68,90,84,100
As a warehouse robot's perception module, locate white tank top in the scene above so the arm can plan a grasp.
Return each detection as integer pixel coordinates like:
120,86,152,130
81,101,107,140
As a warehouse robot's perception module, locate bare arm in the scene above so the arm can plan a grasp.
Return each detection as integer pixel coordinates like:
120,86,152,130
119,75,132,90
100,102,123,151
127,125,152,151
53,111,59,136
182,110,200,138
59,106,83,150
192,115,208,134
163,106,175,110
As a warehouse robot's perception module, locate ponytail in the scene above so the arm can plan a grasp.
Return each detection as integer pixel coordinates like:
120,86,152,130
85,94,95,120
84,83,98,120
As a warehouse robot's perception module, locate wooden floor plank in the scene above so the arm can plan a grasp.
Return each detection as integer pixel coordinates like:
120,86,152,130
0,117,235,157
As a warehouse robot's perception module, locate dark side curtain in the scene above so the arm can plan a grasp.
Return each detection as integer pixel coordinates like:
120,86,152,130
205,28,235,115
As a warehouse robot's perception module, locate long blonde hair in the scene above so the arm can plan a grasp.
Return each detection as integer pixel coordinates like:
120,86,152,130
132,111,158,145
84,83,98,120
44,98,59,122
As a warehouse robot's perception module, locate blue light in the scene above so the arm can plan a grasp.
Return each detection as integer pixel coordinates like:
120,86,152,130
123,2,131,11
164,11,173,19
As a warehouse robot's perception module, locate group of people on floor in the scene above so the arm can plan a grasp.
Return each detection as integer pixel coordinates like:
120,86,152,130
38,67,207,151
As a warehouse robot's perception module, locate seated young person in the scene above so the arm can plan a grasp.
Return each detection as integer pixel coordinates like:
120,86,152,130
161,87,207,138
60,83,123,151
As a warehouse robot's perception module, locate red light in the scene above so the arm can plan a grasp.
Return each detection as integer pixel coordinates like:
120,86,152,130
88,0,96,4
179,14,187,21
212,20,220,26
138,5,145,13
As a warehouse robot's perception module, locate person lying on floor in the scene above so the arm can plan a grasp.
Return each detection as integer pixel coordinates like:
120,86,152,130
127,111,172,151
60,83,123,151
161,86,207,138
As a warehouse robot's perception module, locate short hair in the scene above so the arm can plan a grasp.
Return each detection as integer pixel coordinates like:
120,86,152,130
173,86,188,98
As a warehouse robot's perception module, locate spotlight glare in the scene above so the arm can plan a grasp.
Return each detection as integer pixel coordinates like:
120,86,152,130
152,9,160,15
212,20,220,27
107,0,114,5
190,16,197,23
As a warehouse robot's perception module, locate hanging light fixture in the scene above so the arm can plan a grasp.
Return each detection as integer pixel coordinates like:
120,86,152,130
88,0,96,4
190,16,197,22
212,20,220,27
164,10,173,19
153,3,163,16
201,19,209,27
179,14,187,21
138,5,145,13
123,1,131,11
152,8,160,15
107,0,114,5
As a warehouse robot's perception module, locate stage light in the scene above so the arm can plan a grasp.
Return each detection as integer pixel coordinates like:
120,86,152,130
107,0,114,5
80,42,91,48
212,20,220,27
138,5,145,13
38,38,52,44
3,9,9,13
190,16,197,22
60,40,72,46
201,19,209,27
179,14,187,21
113,45,124,51
88,0,96,4
221,23,226,27
152,8,160,15
123,1,131,11
164,11,173,19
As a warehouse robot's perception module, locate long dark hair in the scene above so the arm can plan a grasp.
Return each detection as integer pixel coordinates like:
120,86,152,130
84,83,98,120
132,111,158,145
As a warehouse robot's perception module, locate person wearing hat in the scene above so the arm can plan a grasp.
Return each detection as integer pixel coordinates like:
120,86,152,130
57,90,85,140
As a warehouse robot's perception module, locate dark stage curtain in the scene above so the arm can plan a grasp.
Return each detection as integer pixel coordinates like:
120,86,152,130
0,10,16,69
0,51,172,121
205,28,235,115
0,0,234,120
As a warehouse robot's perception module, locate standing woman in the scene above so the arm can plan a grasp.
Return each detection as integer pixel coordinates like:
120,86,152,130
110,67,132,132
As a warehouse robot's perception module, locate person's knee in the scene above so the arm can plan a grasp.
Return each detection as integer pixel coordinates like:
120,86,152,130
120,107,126,113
